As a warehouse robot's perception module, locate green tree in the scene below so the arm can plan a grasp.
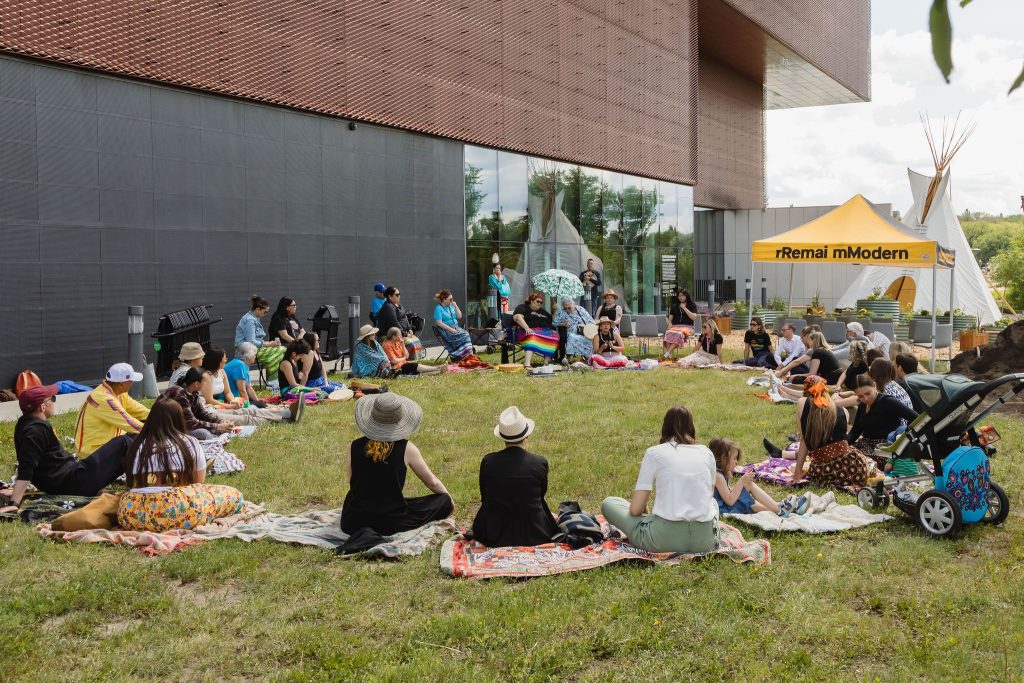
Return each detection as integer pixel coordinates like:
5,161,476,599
464,164,485,233
962,215,1024,266
991,229,1024,309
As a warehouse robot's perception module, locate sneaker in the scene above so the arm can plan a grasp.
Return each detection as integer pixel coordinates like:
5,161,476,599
792,494,810,515
252,399,269,409
778,496,795,518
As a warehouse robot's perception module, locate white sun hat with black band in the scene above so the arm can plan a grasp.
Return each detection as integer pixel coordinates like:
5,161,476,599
354,392,423,441
494,406,535,443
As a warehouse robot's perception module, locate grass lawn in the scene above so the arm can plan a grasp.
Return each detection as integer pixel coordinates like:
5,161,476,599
1,359,1022,681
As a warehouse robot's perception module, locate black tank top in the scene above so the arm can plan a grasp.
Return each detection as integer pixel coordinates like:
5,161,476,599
598,305,617,321
340,437,409,533
278,359,298,389
598,330,616,351
306,355,324,383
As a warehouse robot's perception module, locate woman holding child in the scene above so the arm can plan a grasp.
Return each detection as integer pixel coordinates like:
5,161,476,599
601,407,719,554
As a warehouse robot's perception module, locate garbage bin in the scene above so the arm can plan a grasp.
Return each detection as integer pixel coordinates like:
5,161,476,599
309,305,341,361
151,305,223,378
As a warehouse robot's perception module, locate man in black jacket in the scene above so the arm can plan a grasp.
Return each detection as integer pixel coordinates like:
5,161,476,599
471,407,560,547
1,385,131,510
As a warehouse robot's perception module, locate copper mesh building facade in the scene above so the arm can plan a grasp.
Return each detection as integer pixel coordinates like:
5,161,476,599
0,0,868,382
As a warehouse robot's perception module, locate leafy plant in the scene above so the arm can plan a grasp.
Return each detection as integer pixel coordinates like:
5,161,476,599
734,300,749,315
929,0,1024,95
767,297,788,311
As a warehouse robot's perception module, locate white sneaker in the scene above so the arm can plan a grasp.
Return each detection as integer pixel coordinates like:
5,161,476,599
267,380,280,393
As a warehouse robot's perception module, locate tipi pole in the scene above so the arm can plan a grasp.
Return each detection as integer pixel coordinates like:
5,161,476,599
930,262,937,372
787,264,794,315
949,260,955,324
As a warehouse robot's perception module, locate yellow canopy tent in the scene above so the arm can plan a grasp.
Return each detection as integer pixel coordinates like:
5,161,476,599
748,194,956,370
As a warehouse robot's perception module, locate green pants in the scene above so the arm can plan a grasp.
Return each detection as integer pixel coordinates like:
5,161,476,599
601,496,718,554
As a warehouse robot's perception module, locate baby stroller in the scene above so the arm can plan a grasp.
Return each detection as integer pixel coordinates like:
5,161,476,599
857,372,1022,539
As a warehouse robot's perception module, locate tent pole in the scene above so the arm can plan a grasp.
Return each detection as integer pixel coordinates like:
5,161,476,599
787,263,794,315
930,262,937,372
748,258,755,322
949,256,955,324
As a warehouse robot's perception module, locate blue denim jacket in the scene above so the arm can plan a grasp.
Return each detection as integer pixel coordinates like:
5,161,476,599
235,311,267,349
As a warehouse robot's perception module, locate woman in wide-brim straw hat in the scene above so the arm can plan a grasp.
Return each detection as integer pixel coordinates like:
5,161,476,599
596,290,622,328
340,392,454,535
470,406,560,547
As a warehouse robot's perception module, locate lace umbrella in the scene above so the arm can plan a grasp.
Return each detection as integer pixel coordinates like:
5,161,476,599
531,268,584,300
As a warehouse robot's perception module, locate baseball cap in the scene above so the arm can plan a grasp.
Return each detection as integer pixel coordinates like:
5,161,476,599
106,363,143,383
177,342,205,361
373,282,386,293
19,384,59,413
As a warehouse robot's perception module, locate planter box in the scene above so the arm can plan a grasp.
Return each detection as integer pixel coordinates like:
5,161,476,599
714,316,732,334
856,299,901,318
894,324,910,341
911,315,976,332
959,331,989,351
759,311,786,332
733,313,751,329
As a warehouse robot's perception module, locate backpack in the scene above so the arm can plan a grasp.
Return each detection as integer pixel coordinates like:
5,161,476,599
553,501,605,549
15,370,42,396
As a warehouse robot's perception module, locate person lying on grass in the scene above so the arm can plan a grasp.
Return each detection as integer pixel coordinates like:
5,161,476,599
709,437,807,517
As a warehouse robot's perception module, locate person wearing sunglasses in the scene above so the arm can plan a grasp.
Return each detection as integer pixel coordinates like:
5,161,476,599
2,385,132,511
376,286,423,358
742,317,775,368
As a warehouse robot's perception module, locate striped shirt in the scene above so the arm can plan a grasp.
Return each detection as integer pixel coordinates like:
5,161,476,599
74,382,149,455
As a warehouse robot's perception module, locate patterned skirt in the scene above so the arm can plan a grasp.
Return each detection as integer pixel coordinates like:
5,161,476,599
677,350,719,367
806,440,870,489
663,325,694,346
515,327,558,358
590,353,629,368
404,335,423,359
117,484,244,532
852,437,888,469
437,326,475,361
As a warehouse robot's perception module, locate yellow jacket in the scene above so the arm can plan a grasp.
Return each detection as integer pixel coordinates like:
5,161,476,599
74,382,149,455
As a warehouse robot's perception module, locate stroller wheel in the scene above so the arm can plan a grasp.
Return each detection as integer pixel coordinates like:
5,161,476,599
915,490,962,540
857,487,888,511
981,482,1010,525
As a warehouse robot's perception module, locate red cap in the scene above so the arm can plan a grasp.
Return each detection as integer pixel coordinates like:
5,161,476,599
19,384,59,413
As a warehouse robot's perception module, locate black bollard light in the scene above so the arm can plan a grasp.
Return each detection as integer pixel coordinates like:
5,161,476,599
761,277,767,308
707,281,716,316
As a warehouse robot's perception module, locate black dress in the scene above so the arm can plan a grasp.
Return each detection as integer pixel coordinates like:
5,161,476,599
341,437,452,535
471,446,560,547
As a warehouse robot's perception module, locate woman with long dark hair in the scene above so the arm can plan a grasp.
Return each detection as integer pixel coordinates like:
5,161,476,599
301,332,349,392
601,406,719,553
269,297,305,345
117,398,243,532
663,289,697,358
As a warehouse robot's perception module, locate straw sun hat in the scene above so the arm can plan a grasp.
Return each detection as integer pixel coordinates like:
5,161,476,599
354,392,423,441
494,406,535,443
358,323,379,340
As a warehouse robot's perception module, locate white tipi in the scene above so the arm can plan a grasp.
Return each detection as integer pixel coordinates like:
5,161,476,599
838,118,1001,324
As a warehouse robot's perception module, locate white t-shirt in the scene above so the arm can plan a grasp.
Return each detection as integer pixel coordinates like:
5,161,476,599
634,440,718,522
129,434,206,493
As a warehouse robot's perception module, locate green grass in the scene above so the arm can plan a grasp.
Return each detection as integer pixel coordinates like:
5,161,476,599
1,364,1023,681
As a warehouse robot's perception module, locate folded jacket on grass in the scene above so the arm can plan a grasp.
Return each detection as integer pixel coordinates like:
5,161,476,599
441,519,769,579
725,491,893,533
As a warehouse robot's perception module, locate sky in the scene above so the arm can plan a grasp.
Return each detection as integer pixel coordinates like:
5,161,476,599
765,0,1024,216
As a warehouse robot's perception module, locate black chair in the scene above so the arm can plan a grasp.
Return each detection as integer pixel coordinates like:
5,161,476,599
431,325,452,364
498,313,524,364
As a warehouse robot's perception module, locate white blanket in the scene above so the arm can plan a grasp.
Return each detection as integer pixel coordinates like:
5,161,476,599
725,492,892,533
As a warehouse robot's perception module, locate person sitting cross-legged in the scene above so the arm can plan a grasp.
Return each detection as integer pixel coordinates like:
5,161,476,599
601,406,719,554
300,332,349,393
117,397,244,532
0,385,134,513
340,393,454,536
169,342,206,386
74,363,150,456
351,324,395,379
589,317,629,368
470,407,560,547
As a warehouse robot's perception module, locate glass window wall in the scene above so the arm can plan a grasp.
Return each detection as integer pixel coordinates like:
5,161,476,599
465,145,695,319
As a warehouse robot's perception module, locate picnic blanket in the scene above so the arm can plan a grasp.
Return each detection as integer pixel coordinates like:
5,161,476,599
200,435,247,475
735,457,808,486
441,520,769,579
192,508,457,558
725,491,893,533
1,493,98,523
38,502,456,558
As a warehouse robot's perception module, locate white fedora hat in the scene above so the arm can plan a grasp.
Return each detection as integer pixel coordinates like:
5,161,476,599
494,406,535,443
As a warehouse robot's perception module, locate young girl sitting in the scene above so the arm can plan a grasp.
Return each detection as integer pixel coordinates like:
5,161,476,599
709,438,808,517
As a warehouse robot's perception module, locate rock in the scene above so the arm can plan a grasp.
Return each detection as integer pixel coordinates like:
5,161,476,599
949,321,1024,382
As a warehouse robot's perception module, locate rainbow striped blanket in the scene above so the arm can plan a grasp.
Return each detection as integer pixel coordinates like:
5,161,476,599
515,327,558,358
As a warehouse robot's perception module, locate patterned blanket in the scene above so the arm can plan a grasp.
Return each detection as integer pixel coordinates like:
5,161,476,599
441,519,769,579
734,457,808,486
37,504,456,559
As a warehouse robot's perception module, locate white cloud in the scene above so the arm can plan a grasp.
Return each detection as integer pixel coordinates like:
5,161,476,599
766,29,1024,215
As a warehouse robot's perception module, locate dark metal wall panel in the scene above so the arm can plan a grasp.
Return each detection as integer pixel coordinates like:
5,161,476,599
0,0,700,186
694,57,764,210
0,56,465,385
